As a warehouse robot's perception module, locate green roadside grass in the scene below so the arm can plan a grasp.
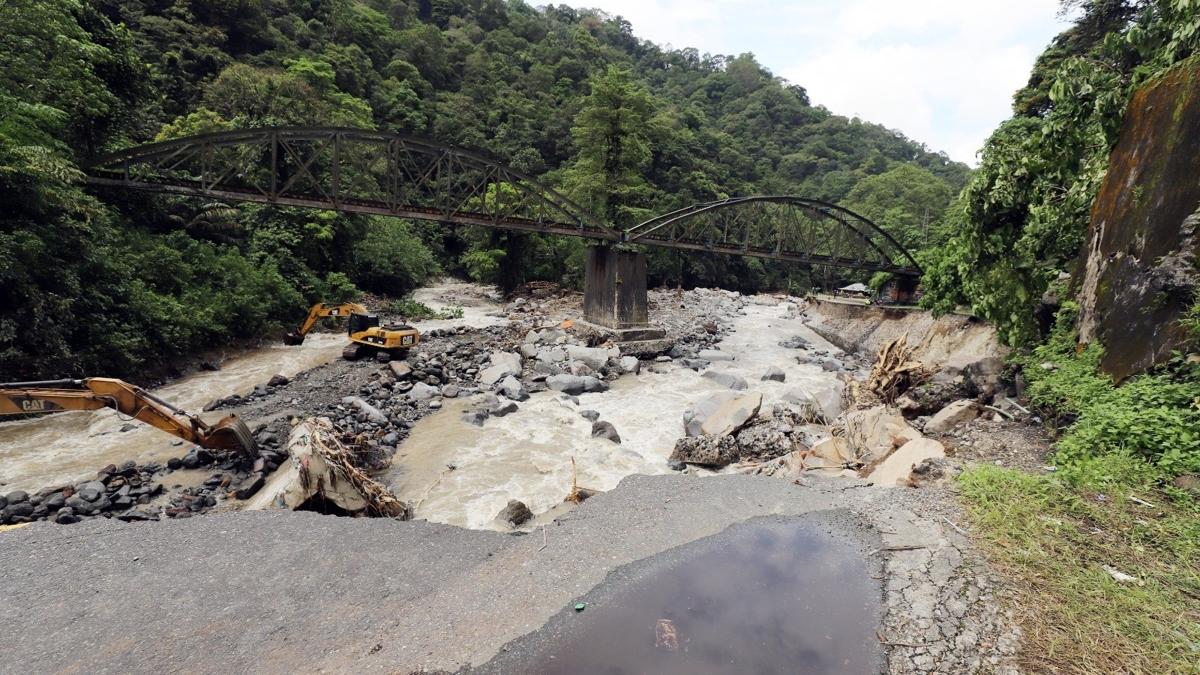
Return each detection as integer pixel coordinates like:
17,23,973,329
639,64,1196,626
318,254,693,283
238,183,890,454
959,464,1200,673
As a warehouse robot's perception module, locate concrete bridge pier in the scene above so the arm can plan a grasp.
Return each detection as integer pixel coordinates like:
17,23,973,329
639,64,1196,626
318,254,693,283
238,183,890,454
582,245,664,341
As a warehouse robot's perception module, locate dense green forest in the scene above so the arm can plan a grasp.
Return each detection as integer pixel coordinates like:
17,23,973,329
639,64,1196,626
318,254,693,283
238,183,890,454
0,0,969,380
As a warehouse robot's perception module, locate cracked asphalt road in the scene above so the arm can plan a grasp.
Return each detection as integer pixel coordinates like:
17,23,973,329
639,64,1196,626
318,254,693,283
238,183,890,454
0,473,1017,674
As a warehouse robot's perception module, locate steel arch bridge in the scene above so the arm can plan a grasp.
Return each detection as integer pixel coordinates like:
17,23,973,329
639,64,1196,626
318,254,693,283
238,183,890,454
84,126,921,276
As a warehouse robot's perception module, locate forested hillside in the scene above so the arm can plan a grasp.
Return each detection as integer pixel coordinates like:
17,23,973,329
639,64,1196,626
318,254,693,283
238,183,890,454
0,0,967,380
921,0,1200,345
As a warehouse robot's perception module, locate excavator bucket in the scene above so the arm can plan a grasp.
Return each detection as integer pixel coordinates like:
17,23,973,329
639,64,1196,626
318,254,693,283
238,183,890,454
202,414,258,459
283,332,305,346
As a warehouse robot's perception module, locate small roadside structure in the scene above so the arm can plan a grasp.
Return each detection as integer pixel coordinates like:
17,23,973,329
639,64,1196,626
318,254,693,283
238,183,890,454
837,282,872,298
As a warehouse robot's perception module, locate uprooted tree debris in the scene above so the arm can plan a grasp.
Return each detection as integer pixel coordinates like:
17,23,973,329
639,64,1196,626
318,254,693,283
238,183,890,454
857,336,930,404
262,417,410,519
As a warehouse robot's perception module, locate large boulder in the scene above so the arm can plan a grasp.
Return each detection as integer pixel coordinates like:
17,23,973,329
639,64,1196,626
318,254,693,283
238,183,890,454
804,437,857,476
702,370,748,390
669,434,740,467
478,351,522,385
682,392,739,437
734,422,796,462
844,406,920,466
782,380,845,421
700,393,763,437
866,438,946,486
924,400,980,434
1075,59,1200,380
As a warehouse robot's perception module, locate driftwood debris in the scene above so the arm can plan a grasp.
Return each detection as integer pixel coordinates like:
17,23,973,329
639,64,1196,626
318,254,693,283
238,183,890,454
863,337,929,403
565,457,601,504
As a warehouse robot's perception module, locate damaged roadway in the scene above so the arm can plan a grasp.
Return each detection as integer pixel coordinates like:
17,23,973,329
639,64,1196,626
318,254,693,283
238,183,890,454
0,472,1017,674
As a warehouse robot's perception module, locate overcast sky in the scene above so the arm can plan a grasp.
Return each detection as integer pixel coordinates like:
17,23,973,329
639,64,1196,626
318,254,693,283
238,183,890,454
570,0,1070,165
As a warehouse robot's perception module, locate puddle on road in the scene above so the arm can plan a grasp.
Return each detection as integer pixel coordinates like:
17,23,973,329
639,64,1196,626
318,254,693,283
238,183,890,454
519,520,881,675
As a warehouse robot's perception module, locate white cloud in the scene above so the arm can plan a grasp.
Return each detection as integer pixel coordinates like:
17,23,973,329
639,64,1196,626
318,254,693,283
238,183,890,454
568,0,1068,164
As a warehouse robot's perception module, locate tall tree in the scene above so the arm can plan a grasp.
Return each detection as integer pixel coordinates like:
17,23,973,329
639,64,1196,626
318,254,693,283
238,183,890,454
564,66,656,227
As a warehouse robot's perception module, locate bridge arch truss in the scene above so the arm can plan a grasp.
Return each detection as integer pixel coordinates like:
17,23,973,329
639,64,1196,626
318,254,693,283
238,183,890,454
85,126,616,240
624,196,921,275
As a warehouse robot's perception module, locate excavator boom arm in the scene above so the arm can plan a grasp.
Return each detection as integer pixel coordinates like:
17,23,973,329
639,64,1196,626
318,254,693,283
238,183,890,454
0,378,256,457
285,302,369,344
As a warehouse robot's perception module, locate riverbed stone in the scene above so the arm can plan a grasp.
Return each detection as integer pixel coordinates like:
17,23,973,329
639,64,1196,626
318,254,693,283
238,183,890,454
496,499,533,527
235,475,266,500
761,366,786,382
408,383,440,402
478,351,522,385
497,376,528,401
546,374,607,395
778,335,811,349
566,345,613,370
580,410,600,422
462,410,489,426
697,349,734,361
618,356,641,374
5,491,28,504
546,374,585,394
491,400,519,417
701,370,748,390
342,396,390,424
591,421,621,444
782,381,845,421
682,392,738,437
536,347,567,363
389,361,413,379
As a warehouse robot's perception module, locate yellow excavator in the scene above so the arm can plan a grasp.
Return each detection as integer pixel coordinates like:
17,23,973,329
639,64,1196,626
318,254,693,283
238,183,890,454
284,302,420,362
0,378,257,458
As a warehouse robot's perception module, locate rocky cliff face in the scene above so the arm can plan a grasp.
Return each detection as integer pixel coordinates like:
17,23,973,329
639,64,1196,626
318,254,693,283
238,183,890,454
1076,58,1200,381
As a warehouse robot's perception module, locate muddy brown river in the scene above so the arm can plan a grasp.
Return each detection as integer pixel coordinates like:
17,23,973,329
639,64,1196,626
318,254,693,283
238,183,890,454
383,298,848,530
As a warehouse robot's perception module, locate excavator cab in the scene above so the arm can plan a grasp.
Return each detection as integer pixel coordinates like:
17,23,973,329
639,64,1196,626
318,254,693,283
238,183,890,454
347,312,380,335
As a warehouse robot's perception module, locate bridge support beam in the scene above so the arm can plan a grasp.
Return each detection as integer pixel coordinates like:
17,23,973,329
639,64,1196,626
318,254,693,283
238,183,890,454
583,245,649,330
